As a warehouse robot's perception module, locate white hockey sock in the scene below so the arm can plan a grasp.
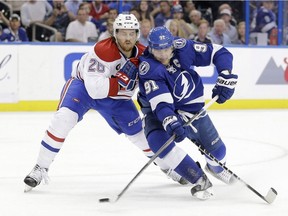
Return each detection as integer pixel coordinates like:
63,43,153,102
36,107,78,168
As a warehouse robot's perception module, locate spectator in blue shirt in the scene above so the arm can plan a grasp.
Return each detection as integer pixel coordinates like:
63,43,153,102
154,1,172,27
0,14,29,42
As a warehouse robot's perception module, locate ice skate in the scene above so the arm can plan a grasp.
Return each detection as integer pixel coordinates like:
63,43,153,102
161,168,190,185
24,164,49,192
205,164,236,185
190,173,213,200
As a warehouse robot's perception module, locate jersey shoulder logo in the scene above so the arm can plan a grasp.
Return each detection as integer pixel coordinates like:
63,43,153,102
173,38,186,49
139,61,150,75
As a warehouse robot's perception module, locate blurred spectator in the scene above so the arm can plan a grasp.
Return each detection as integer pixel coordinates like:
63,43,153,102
139,18,152,46
99,8,118,32
188,9,202,35
219,8,238,43
97,17,113,41
0,24,2,36
4,0,26,16
20,0,53,41
208,19,231,45
108,0,133,13
166,19,180,37
137,0,155,27
0,13,29,42
65,8,98,42
181,0,196,23
44,0,74,41
218,3,237,26
79,2,95,22
165,4,193,39
79,2,91,15
193,19,212,43
89,0,109,21
130,7,141,21
166,18,191,39
154,1,172,27
251,1,277,45
65,0,83,18
0,10,10,27
107,8,118,20
234,21,245,44
149,0,161,18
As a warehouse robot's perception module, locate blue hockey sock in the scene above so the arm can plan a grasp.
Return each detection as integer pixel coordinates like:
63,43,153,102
206,144,226,173
174,155,203,184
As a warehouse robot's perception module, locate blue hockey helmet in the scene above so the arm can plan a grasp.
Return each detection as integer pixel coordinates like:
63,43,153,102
148,26,174,50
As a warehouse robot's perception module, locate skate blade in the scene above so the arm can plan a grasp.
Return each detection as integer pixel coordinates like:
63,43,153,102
193,188,214,200
24,185,33,193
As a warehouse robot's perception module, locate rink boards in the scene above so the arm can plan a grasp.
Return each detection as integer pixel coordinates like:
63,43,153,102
0,43,287,111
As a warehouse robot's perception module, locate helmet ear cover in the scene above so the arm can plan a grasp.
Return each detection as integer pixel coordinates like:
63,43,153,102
148,26,174,50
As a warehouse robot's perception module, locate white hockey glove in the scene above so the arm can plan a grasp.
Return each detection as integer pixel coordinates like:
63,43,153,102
212,70,238,104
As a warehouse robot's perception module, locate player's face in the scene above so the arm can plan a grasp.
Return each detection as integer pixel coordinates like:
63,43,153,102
116,29,138,52
152,47,173,65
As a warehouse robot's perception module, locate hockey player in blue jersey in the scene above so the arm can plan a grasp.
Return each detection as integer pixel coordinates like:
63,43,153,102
251,1,277,39
137,26,238,200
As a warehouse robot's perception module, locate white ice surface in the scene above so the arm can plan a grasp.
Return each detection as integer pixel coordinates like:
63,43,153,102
0,109,287,216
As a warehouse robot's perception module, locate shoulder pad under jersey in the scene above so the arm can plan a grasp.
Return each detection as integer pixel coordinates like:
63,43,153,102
94,38,121,62
135,42,146,57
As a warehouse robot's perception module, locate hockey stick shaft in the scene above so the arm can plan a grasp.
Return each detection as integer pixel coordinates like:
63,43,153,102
195,139,277,204
113,96,219,202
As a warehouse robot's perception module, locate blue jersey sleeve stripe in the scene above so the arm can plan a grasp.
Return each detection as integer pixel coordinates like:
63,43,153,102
150,93,174,111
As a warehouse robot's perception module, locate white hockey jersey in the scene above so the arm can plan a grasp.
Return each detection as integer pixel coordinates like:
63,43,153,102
71,37,145,99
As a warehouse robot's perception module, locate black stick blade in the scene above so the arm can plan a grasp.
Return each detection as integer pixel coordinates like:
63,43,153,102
99,198,110,203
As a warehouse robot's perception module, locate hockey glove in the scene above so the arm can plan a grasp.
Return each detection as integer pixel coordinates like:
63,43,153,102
163,116,187,143
116,58,139,91
212,70,238,104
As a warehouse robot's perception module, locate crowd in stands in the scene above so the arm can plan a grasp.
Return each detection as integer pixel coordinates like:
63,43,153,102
0,0,286,45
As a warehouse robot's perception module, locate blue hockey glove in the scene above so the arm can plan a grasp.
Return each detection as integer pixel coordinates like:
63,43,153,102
163,116,187,143
212,70,238,104
116,58,139,91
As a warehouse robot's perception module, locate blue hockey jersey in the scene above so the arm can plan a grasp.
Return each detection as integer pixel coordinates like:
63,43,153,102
253,6,277,34
138,38,233,123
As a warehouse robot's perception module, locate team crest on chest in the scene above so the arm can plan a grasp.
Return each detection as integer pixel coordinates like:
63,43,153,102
173,71,194,101
139,61,150,75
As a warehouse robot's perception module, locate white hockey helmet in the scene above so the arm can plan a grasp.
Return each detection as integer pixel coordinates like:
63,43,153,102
113,13,140,39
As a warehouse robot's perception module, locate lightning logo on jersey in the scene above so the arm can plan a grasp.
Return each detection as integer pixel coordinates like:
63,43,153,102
174,71,194,102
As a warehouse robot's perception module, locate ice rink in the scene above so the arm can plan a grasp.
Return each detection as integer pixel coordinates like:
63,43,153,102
0,109,287,216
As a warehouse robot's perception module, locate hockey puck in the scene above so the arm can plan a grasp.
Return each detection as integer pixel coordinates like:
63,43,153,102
99,198,110,203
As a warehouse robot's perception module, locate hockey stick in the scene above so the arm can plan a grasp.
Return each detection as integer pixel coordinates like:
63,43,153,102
196,144,277,204
99,96,219,203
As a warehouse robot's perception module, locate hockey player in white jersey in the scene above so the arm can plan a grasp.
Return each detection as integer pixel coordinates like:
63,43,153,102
23,14,186,192
137,26,238,200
